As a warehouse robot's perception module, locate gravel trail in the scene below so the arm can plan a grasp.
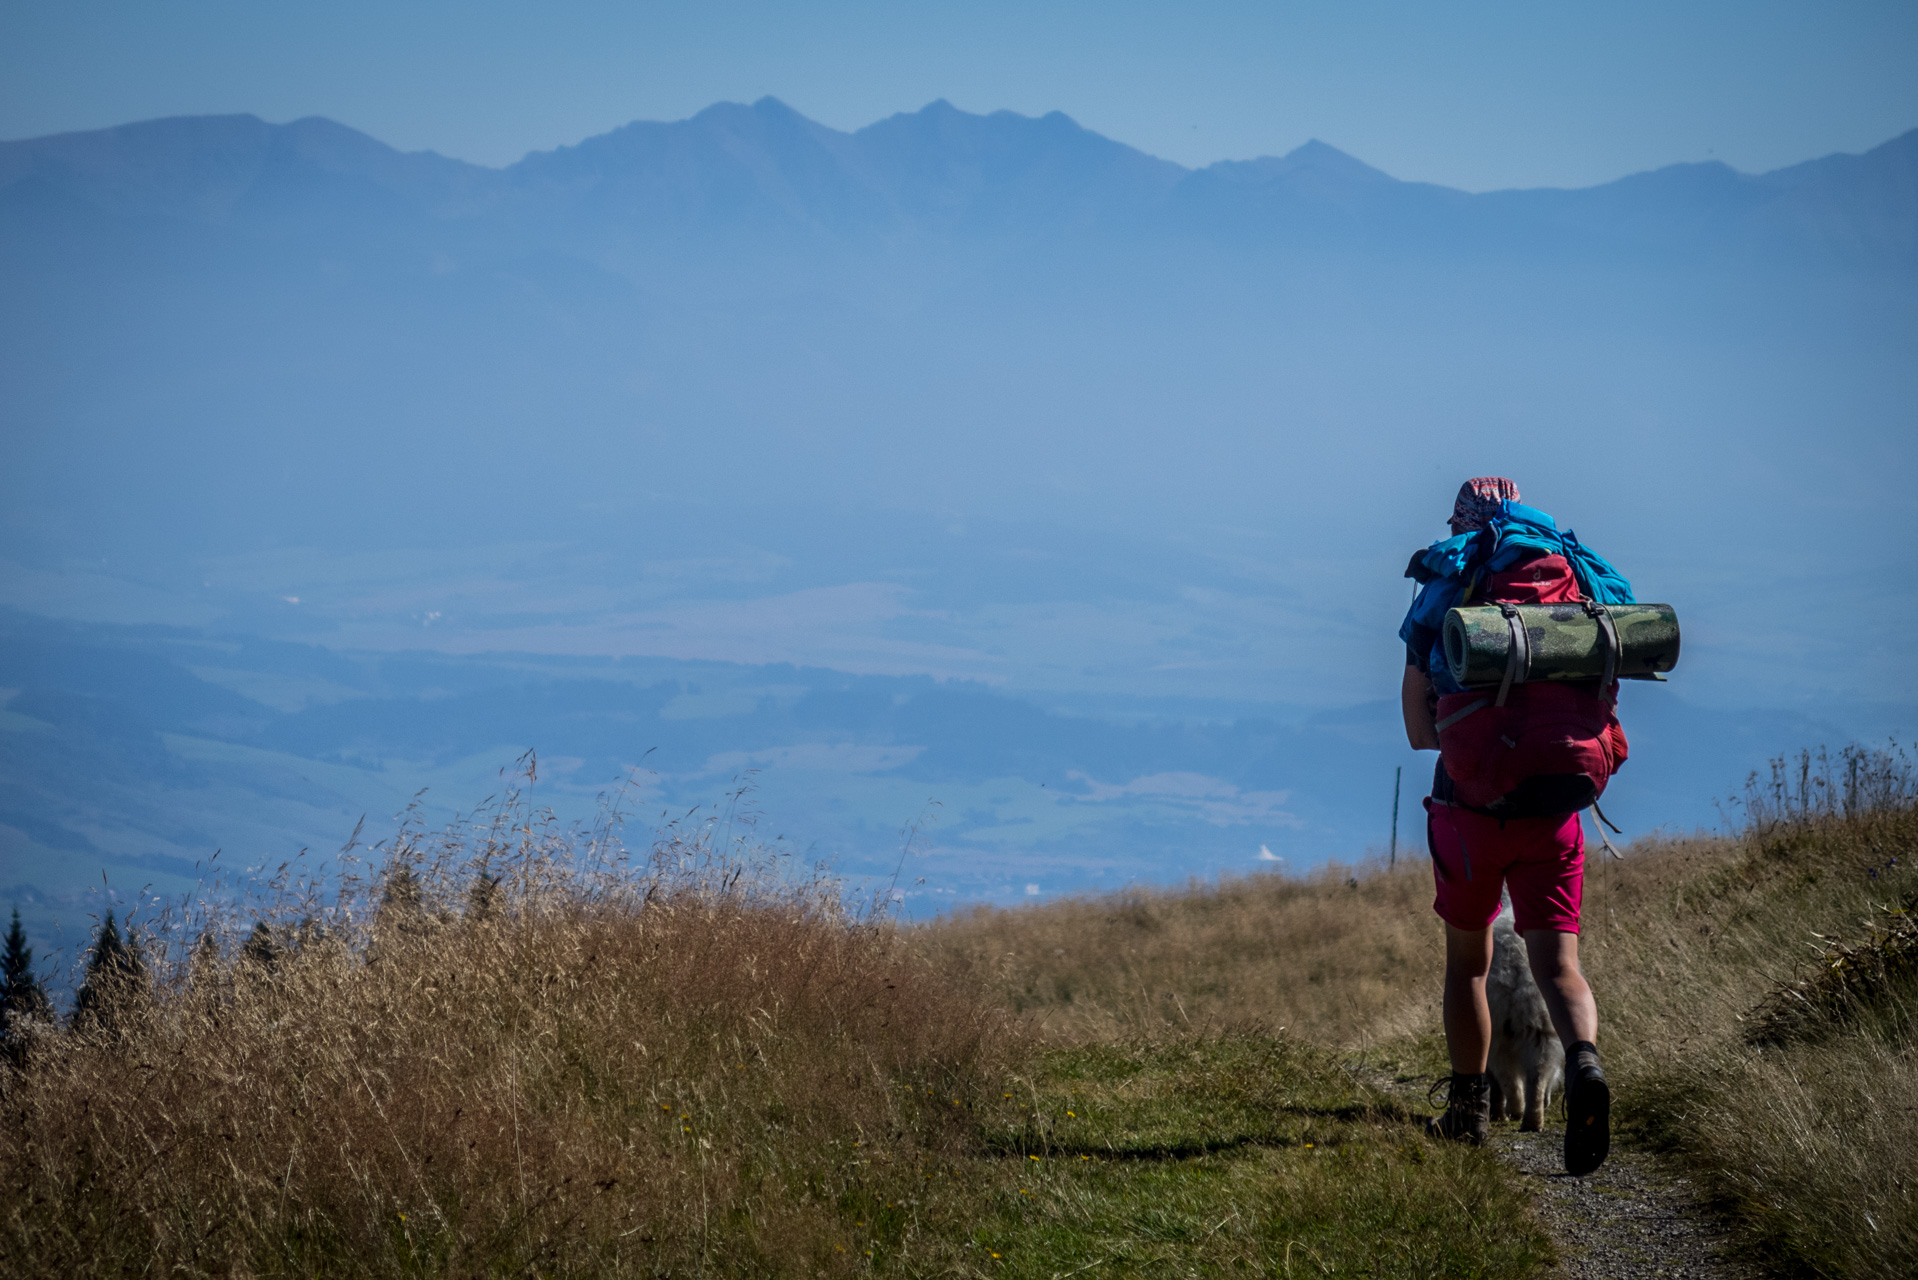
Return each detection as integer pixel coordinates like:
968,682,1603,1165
1495,1127,1759,1280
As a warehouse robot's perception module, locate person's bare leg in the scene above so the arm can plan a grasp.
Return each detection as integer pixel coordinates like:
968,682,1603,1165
1519,929,1598,1048
1442,923,1495,1073
1429,921,1497,1143
1525,926,1610,1173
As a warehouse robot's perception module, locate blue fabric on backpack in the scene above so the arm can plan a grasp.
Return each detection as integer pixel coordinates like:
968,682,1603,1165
1399,501,1634,694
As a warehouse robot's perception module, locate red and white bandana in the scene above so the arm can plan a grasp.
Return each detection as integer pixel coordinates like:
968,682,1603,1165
1449,477,1521,533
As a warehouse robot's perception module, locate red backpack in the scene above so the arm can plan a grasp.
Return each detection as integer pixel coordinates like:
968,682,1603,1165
1433,552,1629,815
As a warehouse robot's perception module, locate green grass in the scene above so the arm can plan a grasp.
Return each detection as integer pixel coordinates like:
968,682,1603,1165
3,779,1559,1279
879,1036,1553,1279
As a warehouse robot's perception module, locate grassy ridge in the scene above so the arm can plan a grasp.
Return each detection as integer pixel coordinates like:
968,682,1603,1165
6,746,1911,1276
1582,753,1918,1276
0,786,1546,1278
920,859,1441,1046
0,793,1010,1277
935,745,1918,1279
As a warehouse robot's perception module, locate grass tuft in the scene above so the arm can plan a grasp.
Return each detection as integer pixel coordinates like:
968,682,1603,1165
0,781,1010,1278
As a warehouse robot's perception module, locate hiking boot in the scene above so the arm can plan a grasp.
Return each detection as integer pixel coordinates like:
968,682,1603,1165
1425,1071,1491,1145
1564,1040,1611,1176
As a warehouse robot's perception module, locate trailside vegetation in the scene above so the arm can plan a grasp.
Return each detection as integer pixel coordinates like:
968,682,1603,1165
0,774,1552,1279
1,784,1008,1277
4,742,1909,1277
929,742,1918,1280
2,906,53,1067
1587,746,1918,1278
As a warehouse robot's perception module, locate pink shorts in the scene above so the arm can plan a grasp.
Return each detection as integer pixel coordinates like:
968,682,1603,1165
1424,798,1585,934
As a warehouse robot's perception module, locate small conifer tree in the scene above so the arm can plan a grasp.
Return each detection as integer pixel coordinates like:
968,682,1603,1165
239,921,281,975
71,911,148,1036
190,929,221,984
2,907,53,1066
362,859,431,971
291,915,329,955
187,929,227,1018
370,861,433,961
381,862,424,919
467,870,502,923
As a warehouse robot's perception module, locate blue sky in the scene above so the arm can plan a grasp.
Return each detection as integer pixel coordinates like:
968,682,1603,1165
2,1,1914,190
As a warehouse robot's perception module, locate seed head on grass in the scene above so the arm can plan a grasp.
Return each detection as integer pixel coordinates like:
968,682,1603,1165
0,777,1013,1278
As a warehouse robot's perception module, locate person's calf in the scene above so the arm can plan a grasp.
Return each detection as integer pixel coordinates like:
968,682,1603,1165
1521,928,1599,1046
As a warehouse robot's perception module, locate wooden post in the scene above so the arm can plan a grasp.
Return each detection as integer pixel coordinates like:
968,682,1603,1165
1389,766,1402,868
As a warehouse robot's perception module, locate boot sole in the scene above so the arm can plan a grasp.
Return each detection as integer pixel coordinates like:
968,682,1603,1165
1564,1076,1610,1176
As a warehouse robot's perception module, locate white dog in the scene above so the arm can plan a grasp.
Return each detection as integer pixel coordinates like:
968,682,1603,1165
1485,911,1564,1131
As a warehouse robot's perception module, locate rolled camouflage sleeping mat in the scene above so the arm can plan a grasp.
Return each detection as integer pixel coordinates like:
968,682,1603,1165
1442,602,1680,688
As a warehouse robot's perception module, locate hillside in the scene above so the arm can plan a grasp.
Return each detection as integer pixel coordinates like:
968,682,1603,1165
925,744,1918,1276
2,744,1911,1276
0,607,1865,968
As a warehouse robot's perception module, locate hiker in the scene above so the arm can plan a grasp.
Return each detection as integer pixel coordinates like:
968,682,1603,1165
1399,477,1616,1176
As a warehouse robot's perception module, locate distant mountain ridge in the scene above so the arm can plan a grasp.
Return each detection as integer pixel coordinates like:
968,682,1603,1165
4,96,1915,939
3,98,1913,262
2,93,1913,729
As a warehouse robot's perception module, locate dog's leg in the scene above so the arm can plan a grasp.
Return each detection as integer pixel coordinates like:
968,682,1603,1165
1521,1049,1546,1132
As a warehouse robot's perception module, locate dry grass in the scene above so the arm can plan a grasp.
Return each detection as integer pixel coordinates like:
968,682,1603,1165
0,778,1011,1278
18,739,1906,1277
919,744,1918,1279
0,772,1557,1279
1573,749,1918,1278
918,859,1441,1047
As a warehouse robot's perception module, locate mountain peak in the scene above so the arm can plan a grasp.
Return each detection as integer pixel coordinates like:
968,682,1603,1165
0,112,487,221
1270,139,1394,183
639,96,851,154
1184,137,1400,197
681,97,815,127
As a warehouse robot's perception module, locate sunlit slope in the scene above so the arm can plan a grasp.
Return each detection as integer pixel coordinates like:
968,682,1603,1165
922,747,1918,1278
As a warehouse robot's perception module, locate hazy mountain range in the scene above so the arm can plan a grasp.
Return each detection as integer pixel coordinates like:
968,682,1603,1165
5,97,1913,559
6,97,1911,256
2,100,1913,965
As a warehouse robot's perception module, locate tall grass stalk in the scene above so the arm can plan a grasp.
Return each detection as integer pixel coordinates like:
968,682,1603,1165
1571,744,1917,1277
0,774,1010,1278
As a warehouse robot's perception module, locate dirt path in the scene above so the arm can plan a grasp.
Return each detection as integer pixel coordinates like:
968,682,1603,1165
1495,1128,1759,1280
